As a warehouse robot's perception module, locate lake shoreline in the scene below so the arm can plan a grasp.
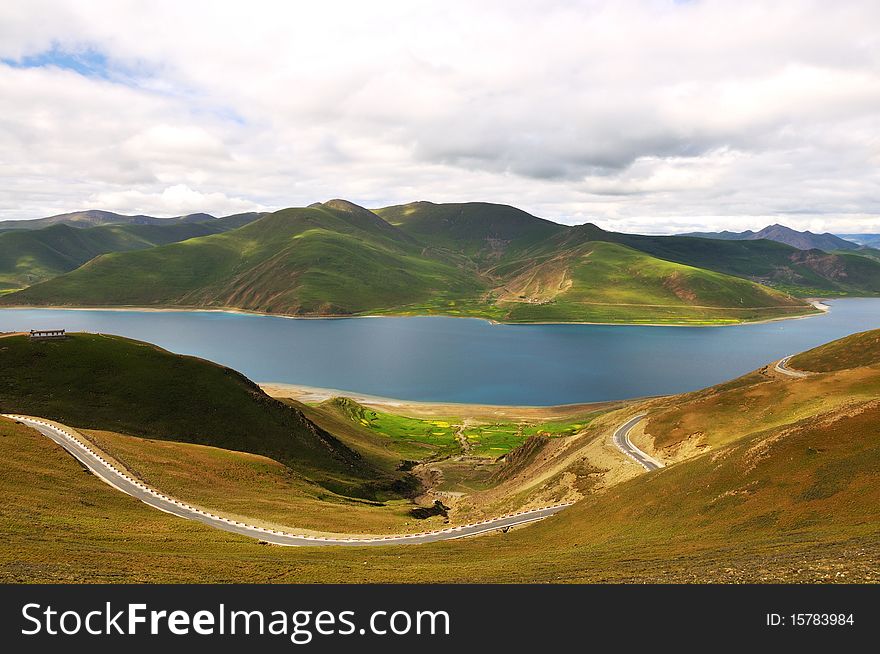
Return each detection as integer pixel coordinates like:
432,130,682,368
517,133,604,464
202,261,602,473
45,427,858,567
262,381,634,418
0,299,831,328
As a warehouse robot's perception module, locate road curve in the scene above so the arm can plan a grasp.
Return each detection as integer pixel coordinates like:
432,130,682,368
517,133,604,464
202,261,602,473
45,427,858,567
2,414,569,547
774,355,810,378
612,413,664,471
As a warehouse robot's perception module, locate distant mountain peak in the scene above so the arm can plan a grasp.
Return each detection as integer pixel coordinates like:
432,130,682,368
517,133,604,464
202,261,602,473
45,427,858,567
318,198,371,213
0,209,233,232
308,199,416,243
681,223,859,252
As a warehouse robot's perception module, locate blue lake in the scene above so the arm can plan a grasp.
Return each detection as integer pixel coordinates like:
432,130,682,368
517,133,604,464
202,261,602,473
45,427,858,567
1,299,878,405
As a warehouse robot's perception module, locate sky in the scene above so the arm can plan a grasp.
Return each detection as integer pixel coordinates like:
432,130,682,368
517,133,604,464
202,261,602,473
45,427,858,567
0,0,879,234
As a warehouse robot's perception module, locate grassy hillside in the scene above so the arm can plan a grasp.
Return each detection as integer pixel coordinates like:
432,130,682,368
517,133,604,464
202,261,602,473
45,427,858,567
643,361,879,460
1,354,876,582
846,247,880,263
636,329,880,466
0,222,223,290
80,428,433,535
211,211,267,230
0,333,408,497
2,203,485,315
788,329,880,372
593,230,880,296
489,240,811,324
376,201,565,259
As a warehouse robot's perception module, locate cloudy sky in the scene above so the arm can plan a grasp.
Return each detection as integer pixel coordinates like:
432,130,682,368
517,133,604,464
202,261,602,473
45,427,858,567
1,0,879,233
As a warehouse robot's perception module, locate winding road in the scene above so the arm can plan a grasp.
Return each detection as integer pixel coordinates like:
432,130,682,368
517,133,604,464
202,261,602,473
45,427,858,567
612,413,664,471
3,414,569,547
774,355,810,378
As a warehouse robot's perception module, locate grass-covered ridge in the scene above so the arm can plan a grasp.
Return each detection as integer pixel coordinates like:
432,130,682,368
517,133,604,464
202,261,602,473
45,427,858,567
490,240,810,324
0,333,408,497
375,201,565,260
594,231,880,297
0,222,224,290
788,328,880,372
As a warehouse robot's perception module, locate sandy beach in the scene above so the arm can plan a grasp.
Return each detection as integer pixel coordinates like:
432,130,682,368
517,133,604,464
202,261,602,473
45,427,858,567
261,381,629,420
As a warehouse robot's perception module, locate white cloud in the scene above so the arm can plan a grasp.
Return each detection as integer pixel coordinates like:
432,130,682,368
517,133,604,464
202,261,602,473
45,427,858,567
0,0,878,233
89,185,267,217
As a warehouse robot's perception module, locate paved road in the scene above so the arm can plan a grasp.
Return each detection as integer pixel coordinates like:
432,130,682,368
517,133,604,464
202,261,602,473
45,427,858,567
774,355,810,378
3,414,569,547
612,413,664,471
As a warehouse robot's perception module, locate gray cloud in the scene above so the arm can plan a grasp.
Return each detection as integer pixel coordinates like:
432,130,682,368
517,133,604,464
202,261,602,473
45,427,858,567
0,0,878,234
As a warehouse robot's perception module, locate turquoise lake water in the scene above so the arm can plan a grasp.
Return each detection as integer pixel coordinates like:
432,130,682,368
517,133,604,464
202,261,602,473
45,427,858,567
1,298,878,405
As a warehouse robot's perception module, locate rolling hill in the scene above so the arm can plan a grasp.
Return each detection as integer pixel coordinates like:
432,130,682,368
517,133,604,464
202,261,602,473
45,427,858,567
0,200,829,324
375,200,565,260
788,329,880,372
0,332,412,498
485,238,809,323
682,223,861,252
585,228,880,296
0,221,226,290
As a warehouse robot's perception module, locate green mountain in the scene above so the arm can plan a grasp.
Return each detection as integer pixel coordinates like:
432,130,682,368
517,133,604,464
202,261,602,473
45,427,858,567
2,201,485,315
584,228,880,296
5,199,880,322
0,333,410,498
485,238,808,323
376,201,565,260
382,203,880,298
0,222,227,290
211,211,269,231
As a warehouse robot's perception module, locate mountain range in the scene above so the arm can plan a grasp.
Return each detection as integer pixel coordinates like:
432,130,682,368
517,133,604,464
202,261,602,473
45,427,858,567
2,200,880,324
680,223,863,252
0,209,266,232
